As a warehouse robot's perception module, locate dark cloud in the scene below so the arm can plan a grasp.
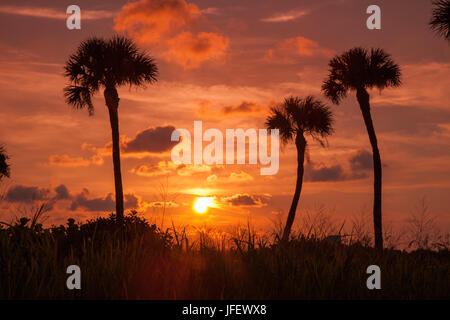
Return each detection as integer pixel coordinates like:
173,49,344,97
54,184,71,200
221,101,260,114
305,154,372,182
349,150,372,171
3,183,143,213
221,193,270,207
123,125,178,153
69,189,140,212
5,185,50,203
305,163,347,182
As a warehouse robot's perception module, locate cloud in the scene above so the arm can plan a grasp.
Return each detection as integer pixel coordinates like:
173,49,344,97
305,162,348,182
305,150,374,182
207,171,254,184
130,161,177,177
123,125,178,153
0,6,115,20
261,9,309,22
130,161,213,177
148,201,179,208
5,185,50,203
221,193,271,207
264,36,334,62
69,189,143,212
114,0,229,68
229,171,254,182
54,184,71,200
165,31,228,69
177,164,212,176
49,154,103,167
3,183,148,213
197,100,267,118
349,150,372,171
221,101,262,114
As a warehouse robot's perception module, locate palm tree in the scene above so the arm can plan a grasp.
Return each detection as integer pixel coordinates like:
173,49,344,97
430,0,450,41
322,47,401,250
63,36,158,224
0,145,10,180
266,96,334,242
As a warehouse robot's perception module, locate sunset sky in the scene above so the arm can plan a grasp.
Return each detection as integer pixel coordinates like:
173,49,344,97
0,0,449,235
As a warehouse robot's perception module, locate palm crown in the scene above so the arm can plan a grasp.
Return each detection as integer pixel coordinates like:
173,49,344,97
64,36,158,114
430,0,450,40
0,145,10,180
322,47,401,104
266,96,334,146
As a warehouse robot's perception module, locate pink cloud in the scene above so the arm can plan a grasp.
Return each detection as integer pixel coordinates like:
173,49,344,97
264,36,334,62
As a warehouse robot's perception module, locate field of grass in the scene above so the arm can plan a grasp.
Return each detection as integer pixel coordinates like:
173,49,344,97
0,211,449,300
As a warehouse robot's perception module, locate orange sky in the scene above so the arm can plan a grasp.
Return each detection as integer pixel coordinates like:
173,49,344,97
0,0,449,236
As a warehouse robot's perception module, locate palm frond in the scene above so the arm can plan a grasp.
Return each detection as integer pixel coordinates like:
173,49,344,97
63,85,94,115
322,47,401,103
430,0,450,40
106,35,158,87
64,37,107,90
265,105,295,144
266,96,334,148
63,35,158,114
0,145,10,179
368,48,401,89
302,96,334,138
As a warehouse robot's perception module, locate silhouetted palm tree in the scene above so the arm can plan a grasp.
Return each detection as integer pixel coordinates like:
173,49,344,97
430,0,450,40
266,96,334,242
322,47,401,250
0,145,10,180
64,36,158,224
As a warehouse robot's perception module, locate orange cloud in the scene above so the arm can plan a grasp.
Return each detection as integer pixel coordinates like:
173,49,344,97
197,100,268,119
261,9,309,23
207,171,254,184
177,164,212,176
264,36,334,62
130,161,212,177
221,193,271,207
114,0,229,69
148,201,179,208
130,161,177,177
165,31,228,69
49,154,103,167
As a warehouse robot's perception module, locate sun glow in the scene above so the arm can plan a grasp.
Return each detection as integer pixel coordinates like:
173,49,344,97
193,197,214,214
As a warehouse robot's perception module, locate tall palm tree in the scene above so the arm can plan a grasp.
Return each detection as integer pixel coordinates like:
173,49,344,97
0,145,10,180
430,0,450,41
266,96,334,242
322,47,401,250
63,36,158,224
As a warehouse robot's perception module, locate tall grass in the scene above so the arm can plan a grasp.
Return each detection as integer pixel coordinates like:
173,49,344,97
0,211,448,299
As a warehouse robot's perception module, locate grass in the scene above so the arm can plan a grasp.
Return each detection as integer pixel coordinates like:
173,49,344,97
0,211,449,300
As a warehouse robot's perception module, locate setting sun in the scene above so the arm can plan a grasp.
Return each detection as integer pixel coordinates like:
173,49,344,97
193,197,214,214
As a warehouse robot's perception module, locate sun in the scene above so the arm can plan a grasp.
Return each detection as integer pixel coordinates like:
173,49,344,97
194,197,213,214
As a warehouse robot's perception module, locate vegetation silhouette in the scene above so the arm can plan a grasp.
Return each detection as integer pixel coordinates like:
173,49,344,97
63,36,158,224
322,47,402,250
266,96,334,242
0,145,10,180
430,0,450,41
0,211,448,299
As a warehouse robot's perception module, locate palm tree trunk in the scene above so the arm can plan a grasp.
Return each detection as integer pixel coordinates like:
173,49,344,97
281,133,306,242
104,86,124,224
357,88,383,250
